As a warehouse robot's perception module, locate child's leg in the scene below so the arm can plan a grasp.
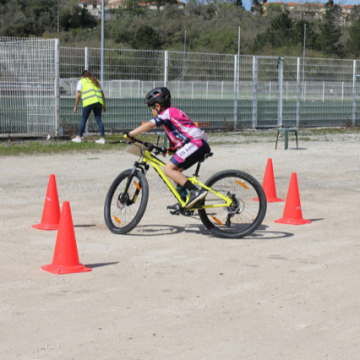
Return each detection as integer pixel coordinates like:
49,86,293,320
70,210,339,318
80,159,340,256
164,162,198,192
164,162,187,186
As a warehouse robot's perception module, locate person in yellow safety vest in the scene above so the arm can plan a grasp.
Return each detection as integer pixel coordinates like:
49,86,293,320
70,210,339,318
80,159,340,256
72,70,107,144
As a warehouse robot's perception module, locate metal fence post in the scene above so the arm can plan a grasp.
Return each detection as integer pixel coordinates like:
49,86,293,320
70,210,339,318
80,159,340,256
296,57,300,128
234,54,238,130
55,39,60,136
164,51,168,87
85,47,88,70
84,46,89,134
352,60,356,126
252,56,258,129
277,57,283,127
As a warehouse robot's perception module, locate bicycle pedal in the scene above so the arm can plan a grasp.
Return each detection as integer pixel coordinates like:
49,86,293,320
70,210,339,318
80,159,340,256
167,203,180,211
167,203,181,215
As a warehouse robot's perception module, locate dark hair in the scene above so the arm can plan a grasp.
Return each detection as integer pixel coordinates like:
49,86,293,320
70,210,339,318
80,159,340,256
144,87,171,109
81,70,100,89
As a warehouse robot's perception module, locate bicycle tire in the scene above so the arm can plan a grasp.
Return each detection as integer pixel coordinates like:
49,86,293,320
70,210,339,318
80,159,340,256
198,170,267,239
104,169,149,234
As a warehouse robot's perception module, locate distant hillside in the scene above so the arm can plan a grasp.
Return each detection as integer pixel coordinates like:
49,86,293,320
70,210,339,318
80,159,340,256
1,0,360,58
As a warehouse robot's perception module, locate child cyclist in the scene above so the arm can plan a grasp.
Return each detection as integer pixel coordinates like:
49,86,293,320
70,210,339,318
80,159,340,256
126,87,211,210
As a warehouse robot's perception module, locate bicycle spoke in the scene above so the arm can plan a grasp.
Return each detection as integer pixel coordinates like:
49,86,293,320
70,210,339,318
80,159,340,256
199,170,267,239
104,169,149,234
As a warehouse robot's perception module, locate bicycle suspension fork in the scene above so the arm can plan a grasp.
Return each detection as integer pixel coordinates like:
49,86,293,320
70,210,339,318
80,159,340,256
120,162,149,204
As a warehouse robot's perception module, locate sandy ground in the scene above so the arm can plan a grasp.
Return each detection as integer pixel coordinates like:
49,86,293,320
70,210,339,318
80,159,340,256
1,134,360,360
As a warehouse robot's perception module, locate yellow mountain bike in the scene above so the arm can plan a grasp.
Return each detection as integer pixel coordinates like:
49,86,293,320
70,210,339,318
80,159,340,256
104,136,267,239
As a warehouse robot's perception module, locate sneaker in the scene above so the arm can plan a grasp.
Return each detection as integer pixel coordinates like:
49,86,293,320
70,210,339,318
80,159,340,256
95,138,105,144
72,137,81,143
185,189,208,209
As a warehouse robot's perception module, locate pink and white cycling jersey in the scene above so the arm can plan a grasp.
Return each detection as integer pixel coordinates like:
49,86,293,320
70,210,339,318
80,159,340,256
150,107,208,148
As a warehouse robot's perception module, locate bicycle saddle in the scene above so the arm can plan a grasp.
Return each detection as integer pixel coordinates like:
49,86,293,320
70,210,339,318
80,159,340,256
199,152,213,163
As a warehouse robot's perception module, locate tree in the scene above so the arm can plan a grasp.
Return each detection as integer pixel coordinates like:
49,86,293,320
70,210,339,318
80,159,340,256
346,19,360,57
323,0,343,26
253,11,293,51
60,0,97,31
251,0,265,14
132,25,162,50
229,0,244,9
290,20,318,51
0,0,97,36
265,3,283,19
318,0,342,56
195,27,238,53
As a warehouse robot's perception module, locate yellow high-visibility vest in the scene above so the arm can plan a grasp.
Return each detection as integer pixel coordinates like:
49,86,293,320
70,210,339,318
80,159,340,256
80,78,104,107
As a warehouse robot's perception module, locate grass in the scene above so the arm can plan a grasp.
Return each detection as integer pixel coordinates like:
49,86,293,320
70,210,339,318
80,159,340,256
0,134,164,156
0,127,359,156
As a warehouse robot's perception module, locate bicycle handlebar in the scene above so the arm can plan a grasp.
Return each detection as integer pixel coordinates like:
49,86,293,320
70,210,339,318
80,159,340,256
124,133,169,155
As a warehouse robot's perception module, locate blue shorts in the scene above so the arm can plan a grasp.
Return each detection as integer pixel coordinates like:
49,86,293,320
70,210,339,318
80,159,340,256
170,140,211,170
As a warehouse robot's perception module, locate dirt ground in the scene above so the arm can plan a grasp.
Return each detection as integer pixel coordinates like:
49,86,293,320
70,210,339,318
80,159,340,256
1,134,360,360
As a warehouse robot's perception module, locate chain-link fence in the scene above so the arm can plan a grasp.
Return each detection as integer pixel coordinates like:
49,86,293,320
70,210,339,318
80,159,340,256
1,38,360,135
0,37,59,135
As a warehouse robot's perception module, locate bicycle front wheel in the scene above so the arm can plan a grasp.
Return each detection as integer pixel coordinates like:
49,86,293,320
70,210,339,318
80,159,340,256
198,170,267,239
104,169,149,234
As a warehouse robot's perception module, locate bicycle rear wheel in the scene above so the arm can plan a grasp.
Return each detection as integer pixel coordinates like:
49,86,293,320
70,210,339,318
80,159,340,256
198,170,267,239
104,169,149,234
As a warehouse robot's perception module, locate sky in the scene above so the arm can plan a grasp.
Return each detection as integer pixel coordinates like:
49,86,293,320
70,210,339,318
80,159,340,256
242,0,360,10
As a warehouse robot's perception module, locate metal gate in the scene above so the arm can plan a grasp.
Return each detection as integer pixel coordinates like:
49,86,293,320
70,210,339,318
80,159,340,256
254,56,282,128
0,37,59,135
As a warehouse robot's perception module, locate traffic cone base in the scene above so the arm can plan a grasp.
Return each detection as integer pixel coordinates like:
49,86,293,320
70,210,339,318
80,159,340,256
32,223,59,231
41,263,91,274
275,173,311,225
253,196,284,202
275,217,311,225
253,159,283,203
32,174,60,231
41,201,91,274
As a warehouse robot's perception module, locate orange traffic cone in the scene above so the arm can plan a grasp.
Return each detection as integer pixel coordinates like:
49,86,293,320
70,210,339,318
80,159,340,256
32,174,60,230
275,173,311,225
41,201,91,274
254,159,283,202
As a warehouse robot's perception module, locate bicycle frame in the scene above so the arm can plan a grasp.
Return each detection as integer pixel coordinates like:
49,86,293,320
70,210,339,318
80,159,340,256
132,147,233,210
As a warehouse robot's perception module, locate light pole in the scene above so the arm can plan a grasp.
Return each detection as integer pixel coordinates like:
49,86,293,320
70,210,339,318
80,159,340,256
57,0,60,34
100,0,105,83
302,23,306,100
234,26,240,130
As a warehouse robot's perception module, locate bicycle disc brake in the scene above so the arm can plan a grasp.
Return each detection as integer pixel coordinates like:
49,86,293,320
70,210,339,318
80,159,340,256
117,192,134,209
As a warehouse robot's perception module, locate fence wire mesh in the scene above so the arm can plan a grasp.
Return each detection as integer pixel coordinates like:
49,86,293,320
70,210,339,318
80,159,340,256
1,38,360,136
0,37,58,134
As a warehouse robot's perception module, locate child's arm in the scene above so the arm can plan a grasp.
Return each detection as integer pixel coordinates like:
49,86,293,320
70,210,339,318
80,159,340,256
129,121,156,138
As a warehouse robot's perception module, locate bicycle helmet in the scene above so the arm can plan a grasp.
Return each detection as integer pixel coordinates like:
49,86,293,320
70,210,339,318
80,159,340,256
144,87,171,107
